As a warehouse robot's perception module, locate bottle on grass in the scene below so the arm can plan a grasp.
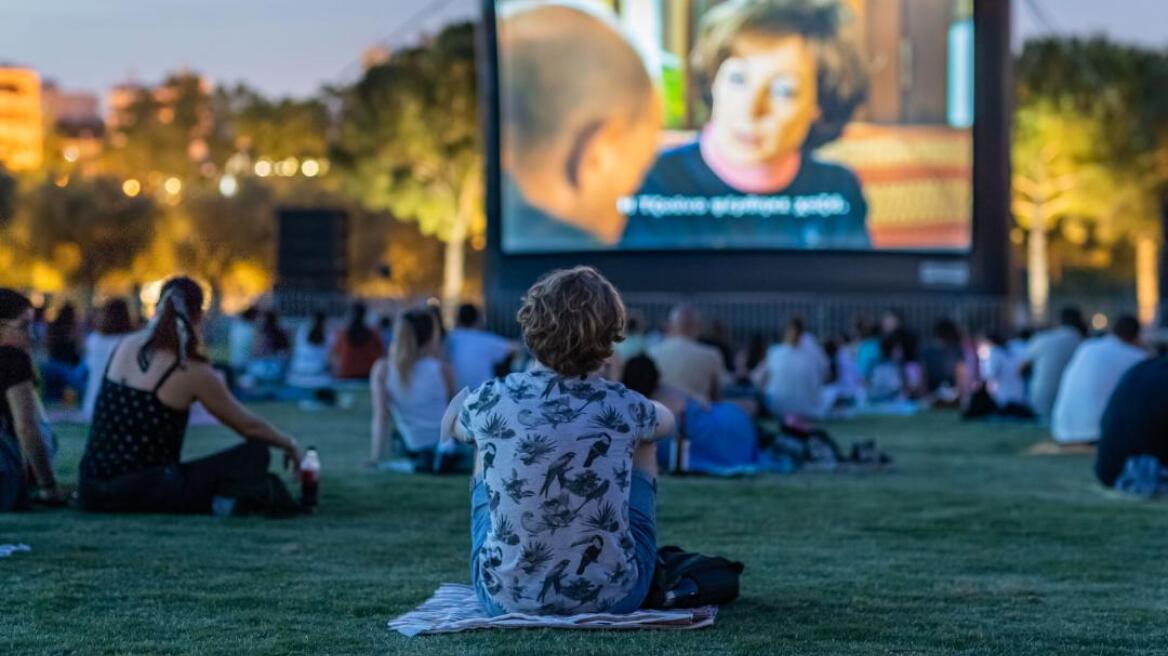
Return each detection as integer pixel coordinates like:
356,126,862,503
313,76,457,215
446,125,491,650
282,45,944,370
300,446,321,512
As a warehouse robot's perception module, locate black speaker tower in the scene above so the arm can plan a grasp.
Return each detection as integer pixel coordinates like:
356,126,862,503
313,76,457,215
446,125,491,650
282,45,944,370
275,208,349,294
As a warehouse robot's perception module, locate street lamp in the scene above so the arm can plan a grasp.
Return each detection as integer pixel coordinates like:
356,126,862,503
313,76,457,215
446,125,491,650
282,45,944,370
219,174,238,197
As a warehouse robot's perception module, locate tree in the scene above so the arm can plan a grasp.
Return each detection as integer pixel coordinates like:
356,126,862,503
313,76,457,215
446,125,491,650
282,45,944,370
24,176,157,298
334,22,484,309
0,167,25,288
227,89,331,162
0,166,15,227
177,177,276,306
103,71,220,180
348,209,447,297
1011,101,1108,323
1015,38,1168,323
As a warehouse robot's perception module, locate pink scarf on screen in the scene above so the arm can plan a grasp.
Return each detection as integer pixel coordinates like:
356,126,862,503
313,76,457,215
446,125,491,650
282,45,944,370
699,128,802,194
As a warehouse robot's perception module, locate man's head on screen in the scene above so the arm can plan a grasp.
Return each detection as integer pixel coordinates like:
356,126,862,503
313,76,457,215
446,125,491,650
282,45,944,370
500,3,661,245
691,0,868,167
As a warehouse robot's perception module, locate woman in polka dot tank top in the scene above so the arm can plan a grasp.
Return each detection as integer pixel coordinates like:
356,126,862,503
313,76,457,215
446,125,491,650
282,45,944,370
78,277,305,515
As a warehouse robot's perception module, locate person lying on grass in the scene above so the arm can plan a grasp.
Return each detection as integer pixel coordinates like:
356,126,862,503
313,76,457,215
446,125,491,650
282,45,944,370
77,276,304,516
442,266,675,616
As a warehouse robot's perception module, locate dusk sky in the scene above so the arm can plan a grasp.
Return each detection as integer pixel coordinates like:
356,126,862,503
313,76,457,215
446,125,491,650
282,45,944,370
0,0,479,99
0,0,1164,101
1013,0,1168,50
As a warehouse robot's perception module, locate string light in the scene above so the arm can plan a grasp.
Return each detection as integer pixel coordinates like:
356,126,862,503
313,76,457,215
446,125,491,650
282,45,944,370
219,174,238,197
278,157,299,177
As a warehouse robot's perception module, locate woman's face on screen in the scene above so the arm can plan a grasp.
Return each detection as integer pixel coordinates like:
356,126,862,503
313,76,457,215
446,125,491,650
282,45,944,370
709,32,820,166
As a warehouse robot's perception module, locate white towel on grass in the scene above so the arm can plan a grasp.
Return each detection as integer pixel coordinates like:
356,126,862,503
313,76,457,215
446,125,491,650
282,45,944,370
0,544,31,558
389,584,718,636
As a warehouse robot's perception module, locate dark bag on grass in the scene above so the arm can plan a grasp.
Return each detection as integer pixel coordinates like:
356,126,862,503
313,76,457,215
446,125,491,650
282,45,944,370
644,546,745,609
0,429,30,512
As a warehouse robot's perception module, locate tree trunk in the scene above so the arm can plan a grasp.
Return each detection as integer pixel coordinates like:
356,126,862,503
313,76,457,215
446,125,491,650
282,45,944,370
81,268,98,311
209,279,224,321
1135,233,1160,327
1028,207,1050,325
442,205,468,321
441,169,480,321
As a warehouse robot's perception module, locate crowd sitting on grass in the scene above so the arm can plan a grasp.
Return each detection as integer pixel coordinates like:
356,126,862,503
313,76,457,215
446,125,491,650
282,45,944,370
9,265,1168,626
4,271,1168,508
228,301,385,397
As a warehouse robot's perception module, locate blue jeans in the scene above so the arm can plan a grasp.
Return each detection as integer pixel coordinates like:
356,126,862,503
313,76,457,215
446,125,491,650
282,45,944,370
470,469,657,616
0,431,29,511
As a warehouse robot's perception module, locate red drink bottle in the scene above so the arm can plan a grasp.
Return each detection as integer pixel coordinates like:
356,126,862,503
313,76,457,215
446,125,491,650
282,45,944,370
300,447,320,511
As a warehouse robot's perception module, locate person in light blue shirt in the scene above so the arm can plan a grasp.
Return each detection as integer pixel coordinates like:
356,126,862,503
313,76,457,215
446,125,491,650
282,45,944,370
446,304,517,392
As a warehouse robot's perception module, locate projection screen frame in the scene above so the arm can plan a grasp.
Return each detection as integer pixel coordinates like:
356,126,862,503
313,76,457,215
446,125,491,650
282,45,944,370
478,0,1012,300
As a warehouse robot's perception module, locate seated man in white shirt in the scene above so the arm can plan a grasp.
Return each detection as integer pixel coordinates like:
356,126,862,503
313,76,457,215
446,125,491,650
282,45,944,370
1051,315,1147,445
647,304,725,402
1020,306,1086,421
755,318,827,420
980,332,1028,411
446,304,517,391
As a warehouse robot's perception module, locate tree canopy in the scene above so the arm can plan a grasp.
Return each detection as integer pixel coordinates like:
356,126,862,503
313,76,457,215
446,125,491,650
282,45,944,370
1014,37,1168,320
23,176,157,296
334,22,484,245
0,166,15,227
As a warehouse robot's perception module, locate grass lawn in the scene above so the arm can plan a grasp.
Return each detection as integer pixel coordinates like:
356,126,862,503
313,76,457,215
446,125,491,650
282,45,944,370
4,400,1168,655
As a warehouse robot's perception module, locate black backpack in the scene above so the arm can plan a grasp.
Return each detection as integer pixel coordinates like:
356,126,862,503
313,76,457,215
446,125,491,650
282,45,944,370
644,546,745,609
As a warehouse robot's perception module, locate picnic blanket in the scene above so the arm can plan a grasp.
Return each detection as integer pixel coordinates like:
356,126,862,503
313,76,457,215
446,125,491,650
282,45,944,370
1025,441,1095,456
840,399,923,418
388,584,718,636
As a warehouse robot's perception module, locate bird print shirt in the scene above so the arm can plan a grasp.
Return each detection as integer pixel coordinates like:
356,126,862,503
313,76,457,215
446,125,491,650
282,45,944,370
459,365,660,614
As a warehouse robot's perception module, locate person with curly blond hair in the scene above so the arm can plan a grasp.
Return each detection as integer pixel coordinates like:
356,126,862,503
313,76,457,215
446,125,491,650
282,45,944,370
624,0,871,250
442,266,675,616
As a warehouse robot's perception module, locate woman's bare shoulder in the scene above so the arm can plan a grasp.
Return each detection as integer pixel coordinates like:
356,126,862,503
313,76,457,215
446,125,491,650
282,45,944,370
180,358,221,381
115,330,150,347
104,330,150,368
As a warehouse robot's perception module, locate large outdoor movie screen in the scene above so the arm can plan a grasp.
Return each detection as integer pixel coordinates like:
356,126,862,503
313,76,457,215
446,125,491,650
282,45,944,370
496,0,974,253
